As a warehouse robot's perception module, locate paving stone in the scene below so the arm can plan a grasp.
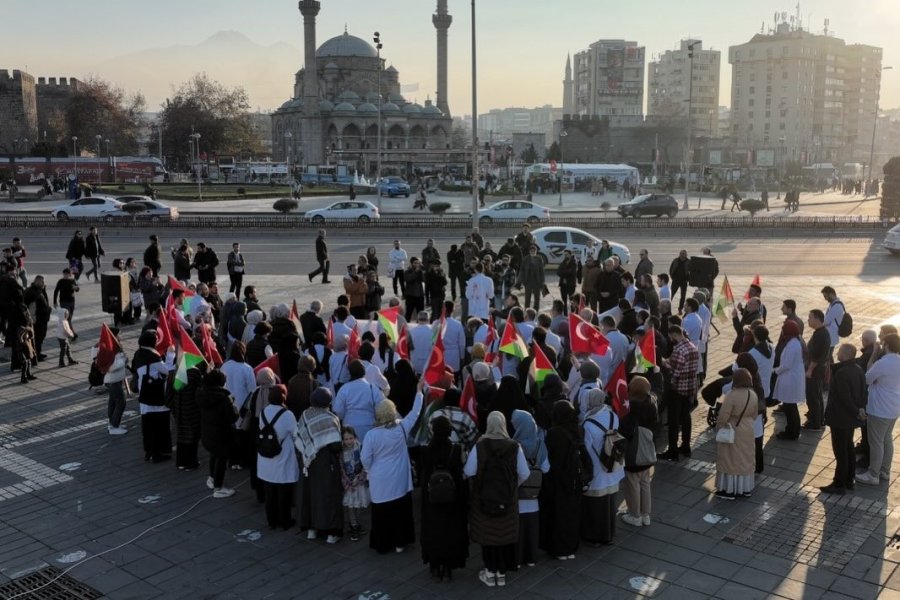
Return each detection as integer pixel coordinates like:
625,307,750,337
829,574,883,599
674,570,728,595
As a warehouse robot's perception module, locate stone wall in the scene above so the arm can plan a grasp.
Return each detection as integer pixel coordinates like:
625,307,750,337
35,77,82,141
0,69,38,153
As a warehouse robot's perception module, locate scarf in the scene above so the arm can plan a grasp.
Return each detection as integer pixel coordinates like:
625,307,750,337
295,407,342,476
511,409,547,465
482,410,510,440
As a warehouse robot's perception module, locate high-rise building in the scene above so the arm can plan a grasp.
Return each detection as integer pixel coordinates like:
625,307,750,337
572,39,645,123
728,20,882,167
648,39,721,138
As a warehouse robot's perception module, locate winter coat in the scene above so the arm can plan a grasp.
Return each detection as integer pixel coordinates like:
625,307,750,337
198,385,238,457
557,257,579,293
517,255,545,290
66,237,85,261
169,368,202,444
825,360,866,428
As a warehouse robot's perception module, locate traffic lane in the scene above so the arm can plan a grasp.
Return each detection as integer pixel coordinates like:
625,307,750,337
14,230,894,278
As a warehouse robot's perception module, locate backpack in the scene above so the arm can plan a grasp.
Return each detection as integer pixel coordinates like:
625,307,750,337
88,360,104,387
834,301,853,338
476,438,519,516
560,436,594,492
587,412,626,473
257,408,287,458
138,369,166,406
427,444,459,505
518,454,543,500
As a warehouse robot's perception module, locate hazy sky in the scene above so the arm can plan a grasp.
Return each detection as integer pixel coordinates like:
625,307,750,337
4,0,899,114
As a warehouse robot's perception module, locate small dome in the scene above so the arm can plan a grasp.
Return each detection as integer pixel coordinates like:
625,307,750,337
318,99,334,112
279,98,303,111
317,32,378,58
382,102,401,113
357,102,378,113
402,103,423,114
385,65,398,73
364,91,380,104
423,104,442,115
333,102,357,112
337,90,360,102
324,62,339,71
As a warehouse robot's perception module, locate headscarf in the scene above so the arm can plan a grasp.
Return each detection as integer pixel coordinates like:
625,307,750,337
388,359,418,416
735,352,765,402
482,411,510,440
541,373,568,400
267,384,287,406
472,362,491,382
429,415,453,457
511,409,548,465
243,310,264,344
584,388,608,416
780,320,800,342
253,367,279,419
491,375,527,426
228,301,247,340
732,367,753,389
551,399,580,438
310,387,333,408
296,400,342,474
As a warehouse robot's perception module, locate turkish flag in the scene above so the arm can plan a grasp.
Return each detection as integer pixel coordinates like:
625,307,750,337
605,361,629,418
483,315,498,363
460,375,477,421
200,323,223,367
348,327,361,360
743,274,762,302
156,308,173,355
424,328,446,386
326,318,334,349
397,325,410,360
568,313,610,356
253,353,281,379
95,324,121,374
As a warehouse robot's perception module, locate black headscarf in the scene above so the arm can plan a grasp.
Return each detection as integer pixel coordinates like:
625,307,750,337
491,375,528,432
388,359,418,416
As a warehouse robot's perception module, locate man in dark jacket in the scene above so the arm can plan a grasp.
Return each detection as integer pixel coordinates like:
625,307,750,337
446,244,464,301
403,257,425,322
23,276,51,360
731,297,762,354
820,343,867,494
668,249,690,313
514,224,534,257
595,258,622,313
308,229,330,283
84,226,105,282
143,234,162,277
806,309,832,430
192,243,219,285
516,245,545,311
299,300,327,349
498,237,522,271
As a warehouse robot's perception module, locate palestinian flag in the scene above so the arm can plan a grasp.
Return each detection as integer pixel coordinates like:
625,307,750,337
377,306,401,343
636,330,657,369
498,320,528,360
713,275,735,320
397,325,410,360
95,324,121,374
743,274,761,301
174,327,207,390
530,342,557,390
605,361,630,418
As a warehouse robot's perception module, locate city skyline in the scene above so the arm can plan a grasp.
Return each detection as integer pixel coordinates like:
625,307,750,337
3,0,898,116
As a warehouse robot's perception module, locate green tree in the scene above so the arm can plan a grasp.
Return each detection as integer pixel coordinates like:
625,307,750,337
520,143,538,164
65,77,146,154
545,141,561,161
154,73,261,170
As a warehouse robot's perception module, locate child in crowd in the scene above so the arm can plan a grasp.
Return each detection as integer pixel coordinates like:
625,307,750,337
55,307,78,368
340,426,370,542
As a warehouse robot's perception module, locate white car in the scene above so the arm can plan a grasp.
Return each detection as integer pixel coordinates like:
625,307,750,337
474,200,550,225
102,199,179,222
884,223,900,256
304,200,380,224
50,196,124,221
531,226,630,265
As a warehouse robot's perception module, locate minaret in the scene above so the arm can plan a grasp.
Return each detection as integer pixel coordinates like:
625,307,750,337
298,0,323,164
563,53,574,116
433,0,452,116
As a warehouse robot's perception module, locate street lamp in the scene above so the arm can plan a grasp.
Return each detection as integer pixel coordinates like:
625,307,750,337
558,129,567,206
284,131,293,183
373,31,383,210
470,0,479,230
778,136,786,200
72,136,78,182
190,132,202,201
95,135,102,185
867,66,892,194
682,42,696,210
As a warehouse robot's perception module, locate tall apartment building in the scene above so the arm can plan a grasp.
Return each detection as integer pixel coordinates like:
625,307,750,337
572,39,645,123
648,39,721,138
728,21,882,166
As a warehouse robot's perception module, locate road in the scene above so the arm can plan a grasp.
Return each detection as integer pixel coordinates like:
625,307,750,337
19,228,897,279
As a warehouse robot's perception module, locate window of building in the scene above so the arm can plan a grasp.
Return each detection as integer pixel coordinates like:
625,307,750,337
749,99,754,106
749,86,755,94
779,123,785,130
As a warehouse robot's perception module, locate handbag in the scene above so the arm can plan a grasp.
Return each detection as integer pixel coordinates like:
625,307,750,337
715,391,750,445
625,425,657,467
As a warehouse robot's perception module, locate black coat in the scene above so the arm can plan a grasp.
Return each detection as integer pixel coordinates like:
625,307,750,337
66,237,85,260
198,385,238,457
315,236,328,262
420,441,469,568
825,360,866,429
595,270,622,312
299,311,327,348
557,257,579,293
84,234,104,259
144,243,161,271
169,368,202,444
172,252,192,281
192,249,219,283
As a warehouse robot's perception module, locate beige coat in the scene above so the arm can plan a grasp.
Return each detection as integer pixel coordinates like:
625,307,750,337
716,388,758,476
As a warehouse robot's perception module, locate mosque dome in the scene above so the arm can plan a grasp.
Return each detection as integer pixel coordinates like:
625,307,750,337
333,102,357,112
402,103,423,114
318,99,334,112
382,102,401,114
337,90,360,102
423,104,442,115
317,32,378,58
357,102,378,114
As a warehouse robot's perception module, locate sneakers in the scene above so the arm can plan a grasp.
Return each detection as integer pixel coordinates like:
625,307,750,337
307,529,317,540
349,529,360,542
856,472,880,486
326,535,341,544
620,513,643,527
206,476,215,490
478,569,496,587
108,426,128,435
641,515,651,526
657,451,679,462
496,574,506,587
714,490,736,500
213,487,235,498
819,484,846,495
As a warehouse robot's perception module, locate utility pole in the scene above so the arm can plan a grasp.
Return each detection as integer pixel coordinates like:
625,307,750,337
470,0,479,230
682,42,695,210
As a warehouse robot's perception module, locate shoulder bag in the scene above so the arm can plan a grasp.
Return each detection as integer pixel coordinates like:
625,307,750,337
715,391,751,444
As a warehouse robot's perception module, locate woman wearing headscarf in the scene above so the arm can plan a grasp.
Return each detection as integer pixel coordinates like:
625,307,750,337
582,390,625,544
220,341,256,416
490,375,528,434
168,365,203,470
197,369,239,498
731,351,767,474
387,359,418,417
472,362,497,433
420,415,469,582
511,409,549,568
241,367,280,503
295,387,344,543
714,368,758,500
773,321,806,440
268,303,298,355
361,380,425,554
541,400,585,559
464,411,530,587
287,355,319,419
619,376,658,527
226,301,248,354
257,384,299,530
533,373,568,432
243,309,265,346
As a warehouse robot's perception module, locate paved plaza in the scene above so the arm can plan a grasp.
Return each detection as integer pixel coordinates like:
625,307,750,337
0,231,899,599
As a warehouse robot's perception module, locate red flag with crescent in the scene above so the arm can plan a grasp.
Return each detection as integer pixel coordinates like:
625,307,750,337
568,313,610,356
605,361,630,418
397,325,410,360
424,326,446,385
460,376,477,420
253,353,281,378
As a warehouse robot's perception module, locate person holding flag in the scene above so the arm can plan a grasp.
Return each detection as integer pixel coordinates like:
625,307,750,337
95,324,129,435
131,330,173,463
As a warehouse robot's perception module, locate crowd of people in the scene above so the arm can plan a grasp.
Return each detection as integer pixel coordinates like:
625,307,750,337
0,225,897,589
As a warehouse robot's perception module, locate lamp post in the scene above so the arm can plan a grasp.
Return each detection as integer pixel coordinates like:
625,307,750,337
682,42,696,210
190,133,202,201
558,129,567,206
778,136,786,200
95,135,102,185
156,124,163,168
470,0,479,230
284,131,293,183
373,31,384,210
867,66,892,195
72,136,78,181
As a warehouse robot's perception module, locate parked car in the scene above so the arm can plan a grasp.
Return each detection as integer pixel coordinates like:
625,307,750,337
103,199,179,222
617,194,679,218
304,200,380,224
474,200,550,225
531,226,630,265
884,223,900,256
50,196,123,221
377,176,411,197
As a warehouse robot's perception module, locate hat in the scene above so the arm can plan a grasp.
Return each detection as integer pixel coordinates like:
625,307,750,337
472,362,491,382
310,387,333,408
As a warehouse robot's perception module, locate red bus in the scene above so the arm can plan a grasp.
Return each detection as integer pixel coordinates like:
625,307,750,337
9,156,167,185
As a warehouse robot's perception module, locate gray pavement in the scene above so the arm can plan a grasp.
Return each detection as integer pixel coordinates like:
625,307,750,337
1,233,899,599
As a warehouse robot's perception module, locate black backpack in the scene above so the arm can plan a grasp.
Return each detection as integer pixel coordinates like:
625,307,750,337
88,361,104,387
560,434,593,492
834,301,853,338
427,444,459,505
138,369,166,407
476,439,518,516
518,454,543,500
257,408,287,458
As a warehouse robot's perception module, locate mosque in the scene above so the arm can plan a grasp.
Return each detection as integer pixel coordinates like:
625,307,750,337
272,0,455,176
